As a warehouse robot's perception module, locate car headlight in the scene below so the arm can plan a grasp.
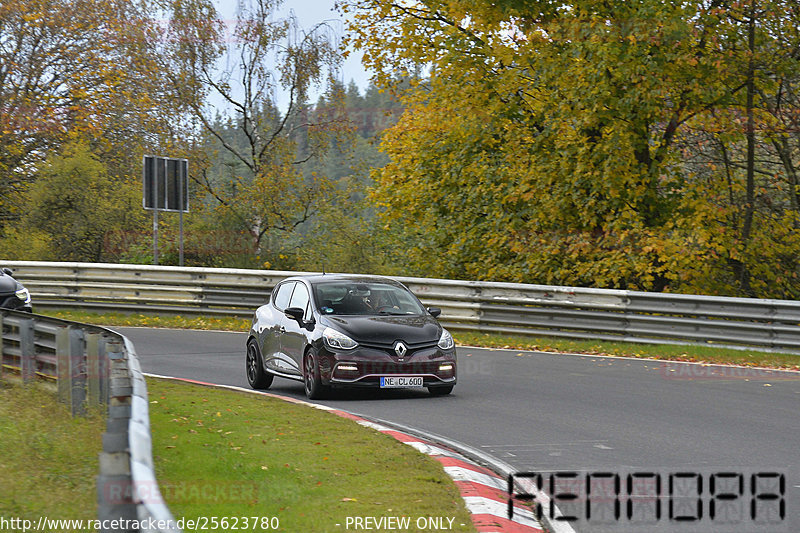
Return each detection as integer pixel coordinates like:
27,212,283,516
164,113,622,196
438,328,454,350
15,287,31,304
323,327,358,350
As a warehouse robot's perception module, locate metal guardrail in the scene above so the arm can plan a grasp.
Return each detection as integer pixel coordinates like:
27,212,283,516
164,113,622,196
0,309,111,415
0,308,180,533
3,260,800,354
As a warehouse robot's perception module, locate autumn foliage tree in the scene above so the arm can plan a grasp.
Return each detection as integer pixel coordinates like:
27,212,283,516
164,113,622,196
343,0,800,297
0,0,195,236
158,0,350,258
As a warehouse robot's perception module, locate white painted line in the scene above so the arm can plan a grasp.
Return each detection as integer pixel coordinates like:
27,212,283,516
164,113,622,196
458,344,800,375
141,373,337,409
482,440,610,448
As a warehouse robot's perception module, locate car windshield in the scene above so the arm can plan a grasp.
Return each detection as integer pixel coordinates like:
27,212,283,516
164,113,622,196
312,281,425,316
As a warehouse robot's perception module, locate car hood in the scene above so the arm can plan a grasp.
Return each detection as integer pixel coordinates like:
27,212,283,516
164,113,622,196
322,314,442,346
0,274,19,294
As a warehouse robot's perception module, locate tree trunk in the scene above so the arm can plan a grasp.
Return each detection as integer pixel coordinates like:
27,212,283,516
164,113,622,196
738,0,757,297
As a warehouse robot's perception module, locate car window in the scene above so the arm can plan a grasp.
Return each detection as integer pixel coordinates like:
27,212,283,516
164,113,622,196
273,281,295,311
288,283,310,320
312,281,425,316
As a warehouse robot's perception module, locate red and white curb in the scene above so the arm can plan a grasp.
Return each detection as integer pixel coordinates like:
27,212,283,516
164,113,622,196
144,374,545,532
333,415,543,533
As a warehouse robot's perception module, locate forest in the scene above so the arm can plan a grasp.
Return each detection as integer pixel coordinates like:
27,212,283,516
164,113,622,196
1,0,799,299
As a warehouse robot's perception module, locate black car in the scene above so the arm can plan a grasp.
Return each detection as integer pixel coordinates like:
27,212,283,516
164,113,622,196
246,274,456,399
0,268,32,312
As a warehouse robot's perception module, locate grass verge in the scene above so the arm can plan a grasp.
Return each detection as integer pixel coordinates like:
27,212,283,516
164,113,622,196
43,308,800,370
0,378,104,528
42,308,251,332
147,377,475,532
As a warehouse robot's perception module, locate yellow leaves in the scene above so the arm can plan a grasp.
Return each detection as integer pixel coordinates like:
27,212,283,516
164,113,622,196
327,0,800,299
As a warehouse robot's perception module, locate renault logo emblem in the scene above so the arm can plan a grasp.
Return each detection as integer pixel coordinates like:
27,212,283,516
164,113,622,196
394,341,407,358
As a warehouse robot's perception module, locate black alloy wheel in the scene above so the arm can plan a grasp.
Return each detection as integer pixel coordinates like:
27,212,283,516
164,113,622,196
246,340,273,389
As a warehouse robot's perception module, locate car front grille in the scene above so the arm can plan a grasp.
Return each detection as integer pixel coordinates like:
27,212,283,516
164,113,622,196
358,341,439,359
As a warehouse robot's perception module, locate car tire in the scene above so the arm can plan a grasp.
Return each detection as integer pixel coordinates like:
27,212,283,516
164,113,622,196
303,347,329,400
246,340,273,389
428,385,453,396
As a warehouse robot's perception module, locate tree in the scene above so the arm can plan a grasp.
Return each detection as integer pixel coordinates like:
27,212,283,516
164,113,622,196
342,0,800,296
0,0,193,230
158,0,349,257
674,1,800,297
3,140,145,262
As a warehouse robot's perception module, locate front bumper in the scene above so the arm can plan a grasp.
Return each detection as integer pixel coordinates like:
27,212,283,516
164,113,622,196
0,293,32,313
318,343,456,388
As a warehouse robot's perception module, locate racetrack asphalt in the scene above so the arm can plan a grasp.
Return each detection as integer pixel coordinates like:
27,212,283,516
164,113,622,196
117,326,800,533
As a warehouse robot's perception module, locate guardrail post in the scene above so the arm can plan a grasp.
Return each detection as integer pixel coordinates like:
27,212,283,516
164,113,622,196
87,332,107,407
623,294,632,340
19,317,35,383
70,328,87,416
56,326,71,405
100,336,112,405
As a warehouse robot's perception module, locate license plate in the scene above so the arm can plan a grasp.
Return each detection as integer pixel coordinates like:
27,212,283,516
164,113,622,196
380,376,423,388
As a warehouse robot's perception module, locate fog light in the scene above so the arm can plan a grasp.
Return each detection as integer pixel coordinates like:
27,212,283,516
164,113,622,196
439,363,453,371
338,364,358,371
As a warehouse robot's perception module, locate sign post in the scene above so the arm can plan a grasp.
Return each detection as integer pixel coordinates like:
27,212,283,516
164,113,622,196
143,156,189,265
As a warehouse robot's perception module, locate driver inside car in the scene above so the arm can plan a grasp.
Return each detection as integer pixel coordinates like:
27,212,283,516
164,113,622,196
367,291,397,312
341,285,371,314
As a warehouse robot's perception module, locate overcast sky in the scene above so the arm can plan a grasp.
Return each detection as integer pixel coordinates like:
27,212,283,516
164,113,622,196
280,0,371,91
211,0,372,111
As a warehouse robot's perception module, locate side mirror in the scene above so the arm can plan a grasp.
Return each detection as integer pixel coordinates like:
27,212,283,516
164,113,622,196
284,307,305,322
427,307,441,318
2,268,12,276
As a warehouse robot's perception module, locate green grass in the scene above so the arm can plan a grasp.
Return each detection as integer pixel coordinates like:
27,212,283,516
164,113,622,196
42,308,251,332
42,308,800,370
0,379,105,528
147,378,475,532
0,375,476,532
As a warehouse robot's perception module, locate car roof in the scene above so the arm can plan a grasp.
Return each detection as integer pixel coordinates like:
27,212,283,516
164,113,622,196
285,274,406,287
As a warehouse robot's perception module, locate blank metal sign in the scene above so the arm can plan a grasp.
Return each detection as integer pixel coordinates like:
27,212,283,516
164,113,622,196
143,155,188,212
